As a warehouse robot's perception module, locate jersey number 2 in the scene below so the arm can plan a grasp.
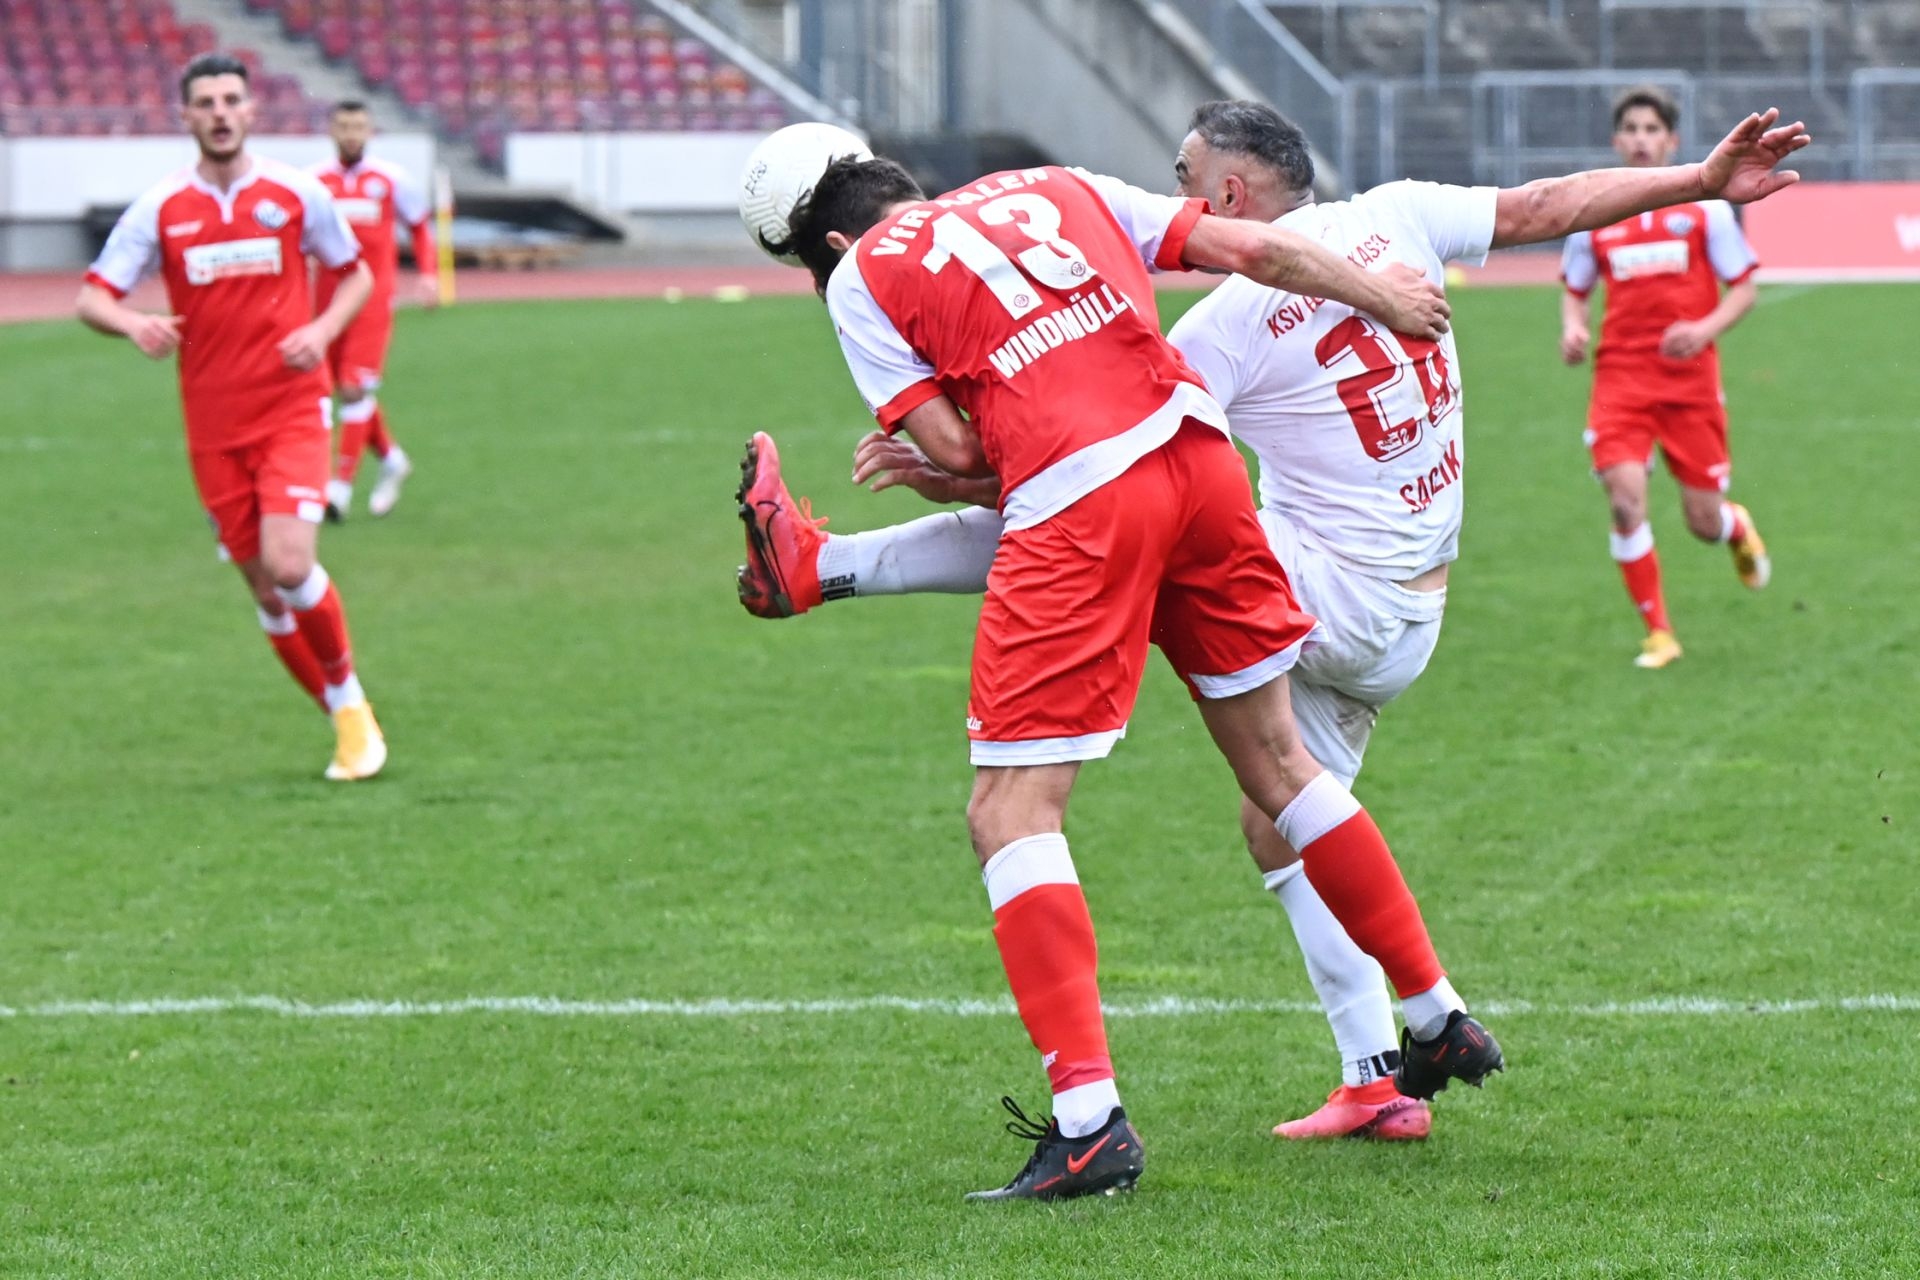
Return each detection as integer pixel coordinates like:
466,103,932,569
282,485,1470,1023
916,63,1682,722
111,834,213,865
922,194,1096,320
1314,316,1453,462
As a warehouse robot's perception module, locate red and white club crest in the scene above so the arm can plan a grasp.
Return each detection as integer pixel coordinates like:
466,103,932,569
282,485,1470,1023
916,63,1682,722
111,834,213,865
1663,211,1695,236
253,198,289,230
363,176,387,199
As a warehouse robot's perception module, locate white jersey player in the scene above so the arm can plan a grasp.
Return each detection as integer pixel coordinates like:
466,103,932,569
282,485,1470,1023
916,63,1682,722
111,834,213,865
732,100,1810,1137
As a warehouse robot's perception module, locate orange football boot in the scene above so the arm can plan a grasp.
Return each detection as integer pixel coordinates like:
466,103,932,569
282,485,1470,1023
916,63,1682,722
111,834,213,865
1273,1080,1432,1141
735,431,827,619
1727,503,1770,589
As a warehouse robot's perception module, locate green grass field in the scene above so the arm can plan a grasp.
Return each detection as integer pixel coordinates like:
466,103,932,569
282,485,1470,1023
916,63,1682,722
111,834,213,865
2,282,1916,1278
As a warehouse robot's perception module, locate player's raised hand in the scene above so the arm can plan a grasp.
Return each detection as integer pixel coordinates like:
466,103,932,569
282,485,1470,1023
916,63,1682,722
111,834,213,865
1378,262,1451,341
1700,108,1810,205
128,313,183,359
277,321,331,371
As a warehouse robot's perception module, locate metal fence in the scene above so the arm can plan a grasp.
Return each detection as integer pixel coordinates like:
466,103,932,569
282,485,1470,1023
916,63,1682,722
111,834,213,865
1160,0,1356,186
1852,69,1920,181
681,1,1920,189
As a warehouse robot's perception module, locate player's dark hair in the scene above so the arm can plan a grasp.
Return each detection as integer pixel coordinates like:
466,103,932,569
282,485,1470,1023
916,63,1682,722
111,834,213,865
179,53,249,104
1612,84,1679,132
768,155,924,294
1188,100,1315,197
332,99,369,116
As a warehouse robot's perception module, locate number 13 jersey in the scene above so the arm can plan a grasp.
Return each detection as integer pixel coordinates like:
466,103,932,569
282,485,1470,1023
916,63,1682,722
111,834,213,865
827,166,1226,531
1169,181,1498,581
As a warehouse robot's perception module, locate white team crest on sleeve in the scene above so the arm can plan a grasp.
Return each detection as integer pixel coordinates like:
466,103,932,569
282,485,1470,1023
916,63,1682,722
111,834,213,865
1663,212,1695,236
253,198,290,230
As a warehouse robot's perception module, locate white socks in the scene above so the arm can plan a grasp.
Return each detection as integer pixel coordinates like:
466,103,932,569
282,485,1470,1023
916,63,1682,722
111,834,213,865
276,565,331,612
1053,1079,1121,1139
323,673,365,714
819,506,1003,598
1715,503,1736,543
1401,976,1465,1042
338,396,377,425
1263,863,1400,1088
1609,522,1655,562
256,605,297,637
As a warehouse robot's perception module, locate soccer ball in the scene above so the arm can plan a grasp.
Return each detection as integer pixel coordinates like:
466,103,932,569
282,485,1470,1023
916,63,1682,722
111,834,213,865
739,122,873,265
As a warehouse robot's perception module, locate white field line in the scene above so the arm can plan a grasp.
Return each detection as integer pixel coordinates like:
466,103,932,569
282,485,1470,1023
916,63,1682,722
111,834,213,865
1,994,1917,1020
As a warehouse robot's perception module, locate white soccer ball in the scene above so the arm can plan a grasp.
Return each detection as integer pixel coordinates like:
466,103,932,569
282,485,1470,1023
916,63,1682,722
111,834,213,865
739,122,873,265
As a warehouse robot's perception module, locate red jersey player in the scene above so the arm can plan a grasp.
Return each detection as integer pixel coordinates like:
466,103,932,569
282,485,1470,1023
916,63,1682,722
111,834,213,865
753,156,1500,1200
313,99,436,521
1561,85,1775,669
77,54,388,780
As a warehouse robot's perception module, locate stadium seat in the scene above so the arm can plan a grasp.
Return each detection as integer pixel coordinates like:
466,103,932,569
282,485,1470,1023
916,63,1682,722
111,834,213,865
0,0,322,135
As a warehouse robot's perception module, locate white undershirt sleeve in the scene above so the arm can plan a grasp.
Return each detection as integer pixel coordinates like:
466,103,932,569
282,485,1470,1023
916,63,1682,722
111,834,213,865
824,253,939,429
1561,230,1598,295
1368,180,1499,266
1067,168,1208,271
1703,200,1759,282
293,171,363,268
85,188,164,296
389,165,432,226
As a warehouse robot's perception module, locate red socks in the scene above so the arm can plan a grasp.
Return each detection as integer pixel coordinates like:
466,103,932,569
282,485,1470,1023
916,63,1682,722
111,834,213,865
334,397,390,483
278,566,355,688
1277,774,1445,1000
257,607,326,711
367,406,394,459
983,834,1113,1093
1610,522,1671,634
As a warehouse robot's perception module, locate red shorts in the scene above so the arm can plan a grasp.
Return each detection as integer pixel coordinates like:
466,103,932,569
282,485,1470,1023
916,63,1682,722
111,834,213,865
188,399,333,563
328,300,394,392
1587,381,1732,492
967,421,1318,766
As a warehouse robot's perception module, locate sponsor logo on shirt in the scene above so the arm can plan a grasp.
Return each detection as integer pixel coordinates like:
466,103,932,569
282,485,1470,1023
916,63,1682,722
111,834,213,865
253,198,290,231
182,236,284,285
336,197,382,226
165,220,203,238
1608,239,1690,280
1664,212,1696,236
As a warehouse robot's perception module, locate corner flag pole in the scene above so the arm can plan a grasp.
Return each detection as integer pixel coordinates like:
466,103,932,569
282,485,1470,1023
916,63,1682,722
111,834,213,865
434,164,456,306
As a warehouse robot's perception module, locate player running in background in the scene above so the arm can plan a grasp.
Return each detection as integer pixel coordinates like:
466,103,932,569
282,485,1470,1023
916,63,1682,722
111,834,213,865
753,151,1506,1202
738,105,1809,1144
1561,85,1775,669
313,99,436,521
76,54,388,781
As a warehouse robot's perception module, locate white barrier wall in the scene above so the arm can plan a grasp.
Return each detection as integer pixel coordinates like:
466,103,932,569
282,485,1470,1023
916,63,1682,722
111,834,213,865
503,132,764,212
0,133,437,218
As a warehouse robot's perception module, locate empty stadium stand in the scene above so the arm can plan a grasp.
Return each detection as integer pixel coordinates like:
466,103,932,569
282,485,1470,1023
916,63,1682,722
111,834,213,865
0,0,320,135
253,0,787,163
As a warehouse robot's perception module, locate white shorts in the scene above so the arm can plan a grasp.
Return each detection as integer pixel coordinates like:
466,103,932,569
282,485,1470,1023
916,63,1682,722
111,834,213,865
1260,510,1448,787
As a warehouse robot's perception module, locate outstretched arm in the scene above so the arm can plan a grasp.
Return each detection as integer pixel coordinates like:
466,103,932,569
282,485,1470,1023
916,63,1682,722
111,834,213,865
1180,217,1451,340
1493,107,1809,249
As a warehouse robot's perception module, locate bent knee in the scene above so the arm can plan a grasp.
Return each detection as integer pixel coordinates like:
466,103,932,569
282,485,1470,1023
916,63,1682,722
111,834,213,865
263,550,316,590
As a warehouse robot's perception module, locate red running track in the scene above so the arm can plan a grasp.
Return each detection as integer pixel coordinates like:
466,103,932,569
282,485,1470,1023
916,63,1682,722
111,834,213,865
3,252,1562,326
